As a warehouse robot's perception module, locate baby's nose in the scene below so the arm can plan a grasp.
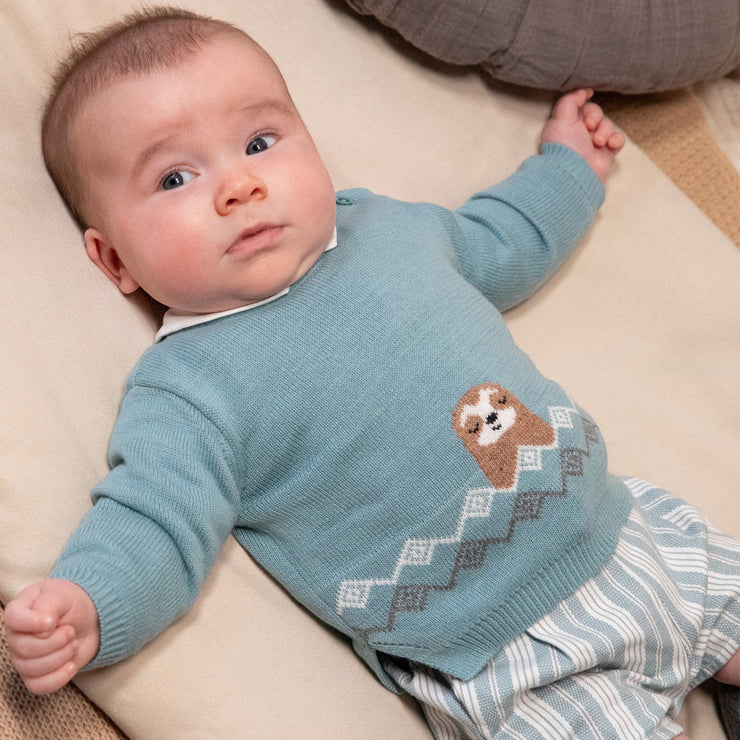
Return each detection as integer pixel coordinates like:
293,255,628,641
216,167,266,214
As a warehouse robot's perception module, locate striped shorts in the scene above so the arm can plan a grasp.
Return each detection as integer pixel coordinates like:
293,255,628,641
383,479,740,739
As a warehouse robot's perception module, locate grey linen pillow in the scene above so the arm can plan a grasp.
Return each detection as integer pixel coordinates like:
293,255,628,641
345,0,740,92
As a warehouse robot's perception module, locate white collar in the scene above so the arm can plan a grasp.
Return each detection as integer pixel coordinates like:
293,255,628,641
154,228,337,343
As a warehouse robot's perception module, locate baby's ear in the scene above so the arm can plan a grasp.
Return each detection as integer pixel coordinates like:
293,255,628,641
84,228,140,294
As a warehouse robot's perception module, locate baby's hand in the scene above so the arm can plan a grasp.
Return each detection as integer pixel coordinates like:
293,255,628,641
540,88,625,183
4,579,100,694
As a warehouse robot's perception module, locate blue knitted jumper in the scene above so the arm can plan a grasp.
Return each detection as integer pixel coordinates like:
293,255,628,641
50,144,633,688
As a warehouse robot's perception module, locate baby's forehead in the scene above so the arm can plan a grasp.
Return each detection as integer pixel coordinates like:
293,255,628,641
101,34,280,105
70,36,292,174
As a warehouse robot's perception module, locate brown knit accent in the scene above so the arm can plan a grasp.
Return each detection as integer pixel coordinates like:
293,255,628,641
599,90,740,247
0,606,126,739
453,383,555,490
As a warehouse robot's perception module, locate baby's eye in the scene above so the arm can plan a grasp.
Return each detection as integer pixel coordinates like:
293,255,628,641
246,135,277,155
161,170,195,190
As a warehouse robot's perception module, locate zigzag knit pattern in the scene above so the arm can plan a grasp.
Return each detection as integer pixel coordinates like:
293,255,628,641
336,404,600,642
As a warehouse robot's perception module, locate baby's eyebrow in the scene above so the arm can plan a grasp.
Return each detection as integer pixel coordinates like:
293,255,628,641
238,99,295,119
131,134,179,183
129,99,295,182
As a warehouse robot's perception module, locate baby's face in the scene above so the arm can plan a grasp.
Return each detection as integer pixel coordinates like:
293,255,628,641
74,34,336,313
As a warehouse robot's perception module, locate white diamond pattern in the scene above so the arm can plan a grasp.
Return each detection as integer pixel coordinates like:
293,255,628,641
336,398,581,614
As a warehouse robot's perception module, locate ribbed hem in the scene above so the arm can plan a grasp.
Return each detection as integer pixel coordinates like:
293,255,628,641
48,563,145,670
539,142,605,210
369,476,633,682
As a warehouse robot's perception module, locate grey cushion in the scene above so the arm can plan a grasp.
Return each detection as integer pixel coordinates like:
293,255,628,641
345,0,740,92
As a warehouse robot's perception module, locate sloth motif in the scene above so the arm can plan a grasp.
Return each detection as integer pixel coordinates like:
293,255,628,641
453,383,555,489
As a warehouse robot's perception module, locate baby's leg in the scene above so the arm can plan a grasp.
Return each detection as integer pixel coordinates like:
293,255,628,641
716,648,740,685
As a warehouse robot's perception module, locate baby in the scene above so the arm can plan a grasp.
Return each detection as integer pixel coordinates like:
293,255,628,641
6,7,739,739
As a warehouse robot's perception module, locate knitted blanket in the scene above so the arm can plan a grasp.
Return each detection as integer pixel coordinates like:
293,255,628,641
601,88,740,246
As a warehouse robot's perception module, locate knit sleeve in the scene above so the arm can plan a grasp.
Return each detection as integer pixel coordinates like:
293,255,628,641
49,383,242,670
450,143,605,311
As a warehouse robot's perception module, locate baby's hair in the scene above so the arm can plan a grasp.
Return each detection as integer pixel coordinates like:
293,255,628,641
42,6,260,229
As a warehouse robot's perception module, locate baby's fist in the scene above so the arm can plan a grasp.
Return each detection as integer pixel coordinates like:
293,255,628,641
4,579,100,694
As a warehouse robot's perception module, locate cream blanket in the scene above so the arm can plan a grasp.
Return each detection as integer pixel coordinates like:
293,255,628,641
1,1,738,737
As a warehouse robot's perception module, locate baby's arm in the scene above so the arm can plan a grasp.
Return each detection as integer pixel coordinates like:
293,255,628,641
540,88,625,183
4,579,100,694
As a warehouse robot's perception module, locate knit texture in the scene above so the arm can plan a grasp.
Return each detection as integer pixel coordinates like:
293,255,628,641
718,683,740,740
50,144,631,687
600,89,740,247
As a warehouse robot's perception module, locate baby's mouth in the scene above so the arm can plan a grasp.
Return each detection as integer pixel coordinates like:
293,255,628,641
226,224,284,255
